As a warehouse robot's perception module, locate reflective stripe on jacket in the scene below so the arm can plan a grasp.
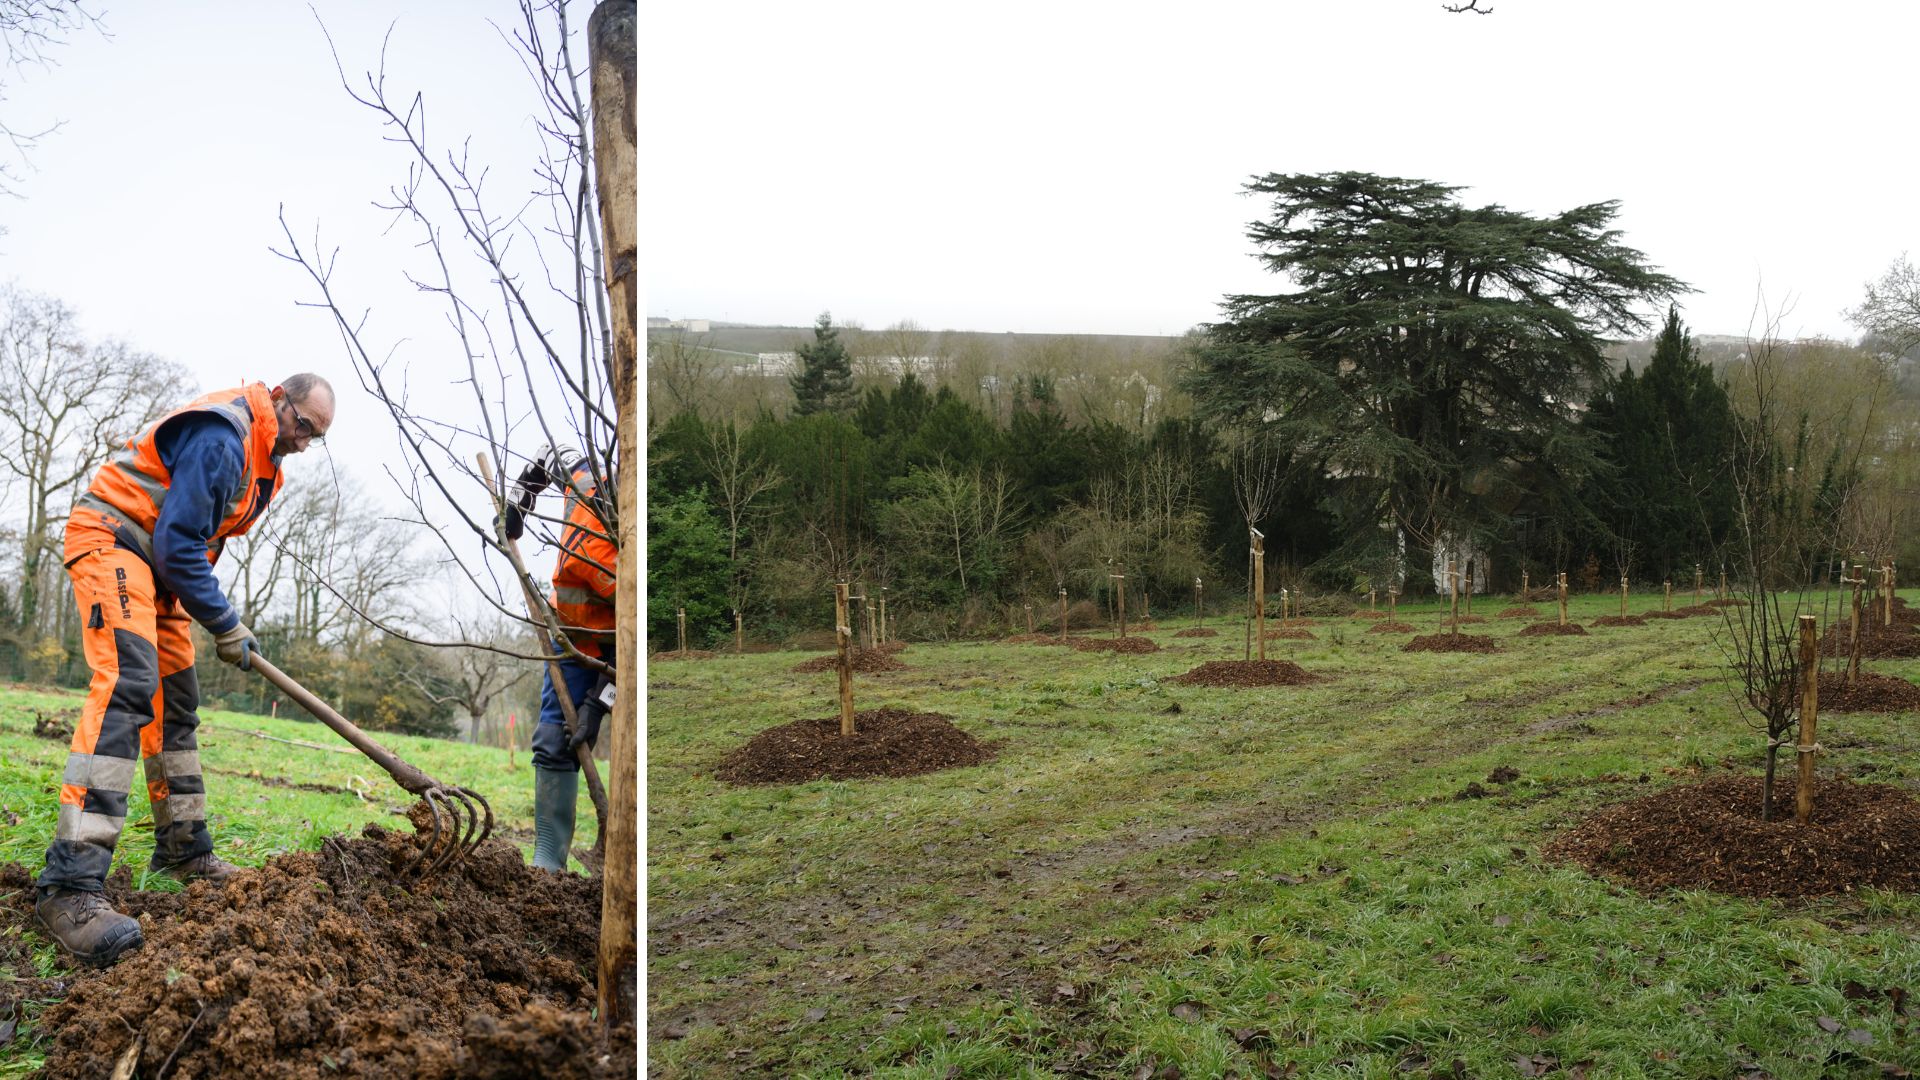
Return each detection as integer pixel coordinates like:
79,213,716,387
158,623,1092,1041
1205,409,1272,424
72,383,285,565
551,462,616,653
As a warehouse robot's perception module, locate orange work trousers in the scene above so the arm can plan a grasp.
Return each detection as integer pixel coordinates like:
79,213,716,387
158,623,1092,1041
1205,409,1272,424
39,519,212,893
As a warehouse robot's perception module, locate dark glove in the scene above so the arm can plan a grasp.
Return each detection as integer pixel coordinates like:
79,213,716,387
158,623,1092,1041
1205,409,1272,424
213,623,262,670
568,674,614,753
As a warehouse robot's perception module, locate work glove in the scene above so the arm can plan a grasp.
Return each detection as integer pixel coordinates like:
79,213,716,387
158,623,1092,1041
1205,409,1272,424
504,443,579,541
568,674,615,754
213,623,262,671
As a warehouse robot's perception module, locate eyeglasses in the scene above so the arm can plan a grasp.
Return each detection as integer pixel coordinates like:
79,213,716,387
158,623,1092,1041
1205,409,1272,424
286,399,326,446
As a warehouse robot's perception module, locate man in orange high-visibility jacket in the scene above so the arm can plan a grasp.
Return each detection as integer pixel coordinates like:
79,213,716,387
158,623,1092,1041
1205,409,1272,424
37,374,336,966
503,443,615,871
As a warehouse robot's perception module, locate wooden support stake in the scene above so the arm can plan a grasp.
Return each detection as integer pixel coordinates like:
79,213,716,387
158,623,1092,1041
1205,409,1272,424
1694,564,1703,602
1719,568,1727,601
1281,587,1289,622
1796,613,1820,824
863,595,877,650
1846,565,1865,686
1024,604,1033,635
1887,562,1896,628
1368,588,1376,612
735,610,743,655
1110,571,1127,639
835,583,855,736
1464,560,1473,616
1058,586,1068,641
1619,576,1627,618
878,590,889,643
1253,529,1267,661
1388,588,1397,625
1558,572,1569,627
1448,560,1459,636
1195,577,1204,628
1664,581,1671,612
677,607,686,653
1521,569,1529,600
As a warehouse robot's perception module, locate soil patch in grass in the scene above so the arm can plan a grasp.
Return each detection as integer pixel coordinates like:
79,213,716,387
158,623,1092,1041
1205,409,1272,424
1496,606,1540,619
2,821,629,1079
1262,629,1316,641
1590,615,1648,628
713,708,995,784
1820,622,1920,660
30,710,73,740
1643,610,1690,620
1364,621,1418,634
1672,604,1721,617
792,649,909,674
1820,671,1920,712
652,649,718,662
1546,774,1920,898
1171,627,1219,638
1517,622,1589,637
1166,660,1318,688
1064,636,1161,654
1402,633,1499,653
1276,618,1316,628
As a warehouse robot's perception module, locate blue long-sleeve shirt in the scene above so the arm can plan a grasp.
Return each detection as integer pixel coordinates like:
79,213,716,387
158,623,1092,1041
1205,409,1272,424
152,415,253,634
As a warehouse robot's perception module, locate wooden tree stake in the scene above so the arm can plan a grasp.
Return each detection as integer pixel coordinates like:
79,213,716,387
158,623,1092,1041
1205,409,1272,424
1464,560,1473,616
835,583,856,736
1252,528,1267,661
734,610,743,655
878,590,889,644
863,594,877,650
1448,559,1459,636
1719,568,1727,601
677,607,686,653
1281,586,1290,622
1664,581,1671,612
1111,571,1127,639
1368,588,1376,612
1619,575,1627,617
1521,568,1529,600
1058,586,1068,641
1846,564,1865,685
1694,564,1703,602
1886,562,1896,628
1558,571,1569,627
1796,613,1820,824
1195,577,1204,628
1024,604,1033,635
1389,588,1399,625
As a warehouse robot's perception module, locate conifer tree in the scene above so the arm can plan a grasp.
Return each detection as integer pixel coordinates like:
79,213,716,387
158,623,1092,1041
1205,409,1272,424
790,311,855,416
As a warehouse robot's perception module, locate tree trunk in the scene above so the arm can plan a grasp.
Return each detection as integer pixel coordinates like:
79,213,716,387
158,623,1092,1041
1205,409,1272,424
590,0,637,1037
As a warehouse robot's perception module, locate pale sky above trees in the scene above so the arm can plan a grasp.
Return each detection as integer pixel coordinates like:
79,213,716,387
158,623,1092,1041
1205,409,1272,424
644,0,1920,343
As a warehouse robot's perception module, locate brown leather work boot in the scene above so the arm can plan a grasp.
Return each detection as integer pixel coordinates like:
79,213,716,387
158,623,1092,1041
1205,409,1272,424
151,852,240,884
35,889,144,967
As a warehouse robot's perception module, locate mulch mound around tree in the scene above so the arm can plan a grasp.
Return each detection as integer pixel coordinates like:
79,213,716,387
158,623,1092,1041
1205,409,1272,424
1402,633,1499,653
1002,633,1059,644
1707,598,1750,607
1820,622,1920,660
1166,659,1318,688
651,649,717,662
1172,627,1219,638
1590,615,1648,628
1496,606,1541,619
1545,773,1920,898
792,649,909,674
1365,621,1419,634
713,708,995,784
1820,671,1920,712
0,819,632,1079
1065,636,1161,654
1672,604,1721,617
1517,621,1589,637
1277,617,1317,627
1262,629,1316,641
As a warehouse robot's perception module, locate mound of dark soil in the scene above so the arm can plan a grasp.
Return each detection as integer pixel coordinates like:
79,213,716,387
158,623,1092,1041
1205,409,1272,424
1821,671,1920,712
1487,765,1521,783
1546,774,1920,897
1820,622,1920,660
1064,636,1161,654
1171,627,1219,638
1496,606,1541,619
1590,615,1648,627
1517,621,1589,637
713,708,995,784
1365,621,1418,634
1707,598,1750,607
651,649,717,662
1402,633,1499,654
1277,618,1317,628
1166,659,1318,688
1643,610,1690,620
1672,604,1721,617
31,710,73,740
1262,629,1316,641
792,649,909,674
4,820,631,1079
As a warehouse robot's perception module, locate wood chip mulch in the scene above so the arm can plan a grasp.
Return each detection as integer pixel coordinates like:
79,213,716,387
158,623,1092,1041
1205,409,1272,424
1590,615,1648,627
1165,659,1318,688
1517,622,1589,637
1365,621,1419,634
1172,627,1219,638
1496,606,1541,619
1545,774,1920,897
1820,622,1920,660
791,649,909,674
1263,629,1316,640
712,708,996,785
1820,671,1920,712
1065,636,1161,654
1401,633,1500,653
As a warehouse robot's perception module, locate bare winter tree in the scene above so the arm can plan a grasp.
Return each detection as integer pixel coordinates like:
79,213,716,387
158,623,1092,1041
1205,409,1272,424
695,419,782,613
0,286,184,635
400,607,537,745
0,1,104,199
1849,254,1920,357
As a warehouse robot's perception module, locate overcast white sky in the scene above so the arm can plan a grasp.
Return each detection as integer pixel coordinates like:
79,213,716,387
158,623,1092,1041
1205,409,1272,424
0,1,599,587
644,0,1920,343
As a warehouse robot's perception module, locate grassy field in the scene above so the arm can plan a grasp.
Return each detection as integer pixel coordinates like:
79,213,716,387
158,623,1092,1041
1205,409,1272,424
648,594,1920,1078
0,681,590,1077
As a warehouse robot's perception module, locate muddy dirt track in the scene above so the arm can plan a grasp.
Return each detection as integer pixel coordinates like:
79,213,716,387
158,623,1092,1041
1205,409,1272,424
0,816,632,1079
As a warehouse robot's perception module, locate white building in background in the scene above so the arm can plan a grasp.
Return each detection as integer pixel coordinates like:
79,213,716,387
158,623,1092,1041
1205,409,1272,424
646,317,710,332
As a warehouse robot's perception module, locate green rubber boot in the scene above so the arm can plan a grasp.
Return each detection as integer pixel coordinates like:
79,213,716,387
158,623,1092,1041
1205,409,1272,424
532,767,578,871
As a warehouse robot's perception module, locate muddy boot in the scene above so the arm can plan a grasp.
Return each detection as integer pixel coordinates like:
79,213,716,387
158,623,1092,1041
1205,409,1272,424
532,767,578,871
151,852,240,885
35,888,144,967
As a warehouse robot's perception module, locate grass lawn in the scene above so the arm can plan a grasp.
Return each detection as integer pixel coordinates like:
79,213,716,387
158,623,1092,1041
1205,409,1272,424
648,594,1920,1078
0,682,587,1077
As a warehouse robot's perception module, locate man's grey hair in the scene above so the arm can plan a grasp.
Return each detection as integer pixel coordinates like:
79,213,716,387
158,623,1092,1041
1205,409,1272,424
282,373,334,404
